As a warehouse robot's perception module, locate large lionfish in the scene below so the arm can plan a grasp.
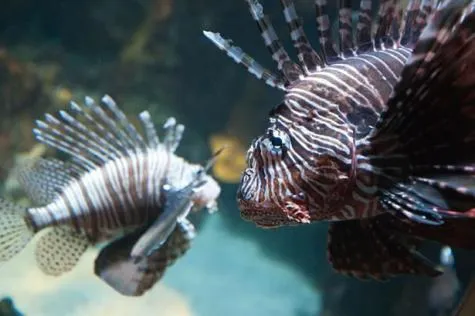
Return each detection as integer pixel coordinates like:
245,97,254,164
204,0,475,279
0,95,221,296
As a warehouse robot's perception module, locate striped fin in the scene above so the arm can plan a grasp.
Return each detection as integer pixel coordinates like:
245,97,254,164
100,95,147,149
365,1,475,226
328,216,442,279
138,111,160,148
316,0,340,62
202,31,286,90
374,0,399,49
399,0,422,46
412,0,438,46
338,0,356,57
356,0,373,50
245,0,303,84
406,0,469,74
162,117,184,153
35,226,89,276
280,0,324,72
94,220,193,296
32,95,184,173
16,158,78,205
390,2,404,43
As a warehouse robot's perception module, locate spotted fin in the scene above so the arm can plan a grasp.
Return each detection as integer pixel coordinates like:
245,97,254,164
94,220,193,296
32,95,185,173
364,0,475,226
35,226,90,276
0,198,33,262
327,216,442,279
16,158,78,205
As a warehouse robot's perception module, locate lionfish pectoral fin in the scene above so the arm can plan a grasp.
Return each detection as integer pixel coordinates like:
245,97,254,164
95,222,193,297
35,226,89,276
366,1,475,224
129,211,180,262
387,203,475,250
130,184,196,261
16,158,79,205
327,217,442,279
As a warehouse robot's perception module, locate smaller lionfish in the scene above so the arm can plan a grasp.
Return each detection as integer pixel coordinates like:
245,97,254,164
0,95,221,296
204,0,475,279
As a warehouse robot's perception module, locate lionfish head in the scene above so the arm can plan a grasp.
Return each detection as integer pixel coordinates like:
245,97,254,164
237,102,356,228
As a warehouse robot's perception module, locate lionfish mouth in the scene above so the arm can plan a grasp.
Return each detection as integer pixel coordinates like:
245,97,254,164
238,198,311,228
237,199,285,227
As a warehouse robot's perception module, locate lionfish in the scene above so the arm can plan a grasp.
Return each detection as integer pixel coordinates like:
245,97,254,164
204,0,475,279
0,95,221,296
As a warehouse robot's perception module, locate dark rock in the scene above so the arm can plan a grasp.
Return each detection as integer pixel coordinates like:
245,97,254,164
0,298,23,316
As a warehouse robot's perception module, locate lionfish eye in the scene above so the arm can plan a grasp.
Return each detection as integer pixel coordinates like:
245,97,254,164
269,135,283,148
264,128,290,156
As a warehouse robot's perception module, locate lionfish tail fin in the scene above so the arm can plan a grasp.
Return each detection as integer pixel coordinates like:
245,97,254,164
365,0,475,226
0,199,33,262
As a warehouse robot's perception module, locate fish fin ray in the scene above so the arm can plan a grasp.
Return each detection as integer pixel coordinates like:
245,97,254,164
316,0,341,62
373,0,400,50
280,0,324,72
338,0,356,57
327,216,442,279
35,226,89,276
356,0,374,51
365,3,475,221
245,0,303,84
202,31,286,90
33,95,186,171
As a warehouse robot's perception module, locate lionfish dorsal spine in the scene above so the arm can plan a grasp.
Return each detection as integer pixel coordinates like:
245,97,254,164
315,0,341,62
338,0,356,57
84,96,142,154
373,0,399,50
202,31,286,90
356,0,374,51
204,0,430,90
138,110,161,148
32,95,179,174
245,0,304,84
280,0,324,72
100,95,147,148
68,100,132,158
162,117,185,153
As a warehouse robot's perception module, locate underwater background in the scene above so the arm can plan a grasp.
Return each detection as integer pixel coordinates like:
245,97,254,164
0,0,473,315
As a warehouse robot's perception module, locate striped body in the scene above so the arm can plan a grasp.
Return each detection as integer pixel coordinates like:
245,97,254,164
27,149,202,240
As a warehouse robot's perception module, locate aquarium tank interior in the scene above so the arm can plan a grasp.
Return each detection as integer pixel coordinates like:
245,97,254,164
0,0,474,316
